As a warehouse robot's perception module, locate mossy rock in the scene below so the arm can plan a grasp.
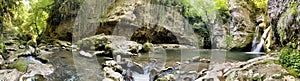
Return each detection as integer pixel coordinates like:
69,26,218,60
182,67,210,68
10,58,29,72
141,42,154,52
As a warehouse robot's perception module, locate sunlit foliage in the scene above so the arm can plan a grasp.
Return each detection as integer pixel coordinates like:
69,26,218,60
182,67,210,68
2,0,53,42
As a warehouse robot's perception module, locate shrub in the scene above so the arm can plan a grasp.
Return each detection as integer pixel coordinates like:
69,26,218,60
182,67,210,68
279,43,300,77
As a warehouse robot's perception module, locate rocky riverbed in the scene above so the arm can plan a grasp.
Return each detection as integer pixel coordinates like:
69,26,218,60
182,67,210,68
0,34,298,81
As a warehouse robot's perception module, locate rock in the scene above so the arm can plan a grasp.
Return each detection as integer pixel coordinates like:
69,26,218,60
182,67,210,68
103,78,114,81
24,57,54,76
9,58,29,72
267,0,300,50
116,55,121,63
19,45,26,49
191,56,201,62
130,62,144,74
104,60,118,67
22,74,47,81
271,74,282,79
5,46,17,51
0,55,4,65
79,50,93,57
283,75,296,81
103,67,123,81
93,51,105,55
141,42,154,52
109,41,142,54
76,35,126,51
55,40,71,47
173,62,181,70
0,69,23,81
155,44,194,49
200,58,213,63
155,74,176,81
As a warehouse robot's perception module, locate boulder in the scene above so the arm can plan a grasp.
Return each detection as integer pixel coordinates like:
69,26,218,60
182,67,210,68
0,69,23,81
103,67,124,81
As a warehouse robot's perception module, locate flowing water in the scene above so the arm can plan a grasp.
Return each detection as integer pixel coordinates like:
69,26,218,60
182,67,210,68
250,25,265,53
45,49,262,80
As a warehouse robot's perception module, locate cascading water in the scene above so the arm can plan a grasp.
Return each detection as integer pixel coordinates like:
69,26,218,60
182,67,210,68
253,39,264,52
251,25,263,52
248,25,266,54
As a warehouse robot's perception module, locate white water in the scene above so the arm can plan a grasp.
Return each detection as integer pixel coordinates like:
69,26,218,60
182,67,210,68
252,39,264,52
132,72,150,81
249,24,265,53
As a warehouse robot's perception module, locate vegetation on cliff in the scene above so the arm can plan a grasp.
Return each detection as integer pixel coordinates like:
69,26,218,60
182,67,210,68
279,43,300,77
1,0,53,44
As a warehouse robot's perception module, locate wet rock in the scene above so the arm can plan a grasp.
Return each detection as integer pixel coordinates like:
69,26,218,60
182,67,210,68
76,35,126,51
19,45,26,49
14,46,36,56
55,40,71,47
79,50,93,57
103,78,114,81
153,67,176,80
9,58,29,72
0,69,23,81
103,67,124,81
19,57,54,80
104,60,118,67
5,46,17,51
109,41,142,55
155,74,176,81
141,42,154,52
199,58,210,63
113,50,134,57
104,60,123,73
129,62,144,74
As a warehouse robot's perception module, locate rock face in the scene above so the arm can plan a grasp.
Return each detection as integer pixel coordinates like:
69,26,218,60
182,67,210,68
225,0,266,51
267,0,300,50
46,0,198,46
45,0,81,41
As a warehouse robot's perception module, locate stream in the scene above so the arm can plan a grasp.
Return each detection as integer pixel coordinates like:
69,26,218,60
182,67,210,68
44,49,263,81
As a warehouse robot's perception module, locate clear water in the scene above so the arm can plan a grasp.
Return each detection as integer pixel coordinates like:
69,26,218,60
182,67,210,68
45,49,263,80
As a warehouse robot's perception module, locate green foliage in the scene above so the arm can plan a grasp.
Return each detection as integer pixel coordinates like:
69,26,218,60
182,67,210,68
250,0,267,9
225,35,234,49
279,43,300,77
2,0,53,42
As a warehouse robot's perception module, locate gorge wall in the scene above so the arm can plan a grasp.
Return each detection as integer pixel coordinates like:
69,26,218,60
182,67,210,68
45,0,300,51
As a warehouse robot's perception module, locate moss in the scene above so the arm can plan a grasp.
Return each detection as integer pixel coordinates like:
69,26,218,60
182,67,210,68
10,58,29,72
141,42,154,52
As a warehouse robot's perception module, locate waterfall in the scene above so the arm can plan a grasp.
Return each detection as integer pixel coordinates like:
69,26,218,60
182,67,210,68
252,39,264,52
251,25,260,51
250,25,265,53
